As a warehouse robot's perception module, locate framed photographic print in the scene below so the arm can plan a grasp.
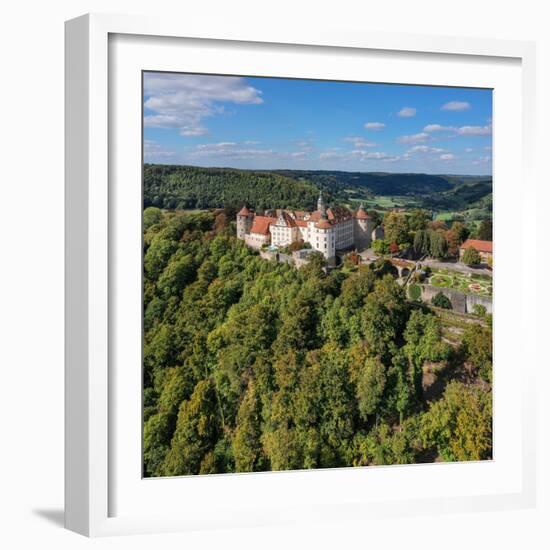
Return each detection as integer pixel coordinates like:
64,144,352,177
65,13,537,536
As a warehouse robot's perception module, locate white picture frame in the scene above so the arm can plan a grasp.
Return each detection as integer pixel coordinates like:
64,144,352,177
65,13,537,537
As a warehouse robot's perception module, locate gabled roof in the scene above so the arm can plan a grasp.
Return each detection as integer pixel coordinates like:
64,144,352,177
327,206,353,222
238,206,252,216
316,219,332,230
275,211,297,228
250,216,276,235
308,210,322,222
460,239,493,253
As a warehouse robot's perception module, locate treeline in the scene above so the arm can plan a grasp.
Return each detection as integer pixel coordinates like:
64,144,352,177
275,170,455,197
144,164,320,211
373,209,491,259
421,179,493,214
142,208,492,476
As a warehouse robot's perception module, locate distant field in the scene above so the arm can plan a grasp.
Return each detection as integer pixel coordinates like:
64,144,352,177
435,210,489,224
435,212,455,221
349,195,420,209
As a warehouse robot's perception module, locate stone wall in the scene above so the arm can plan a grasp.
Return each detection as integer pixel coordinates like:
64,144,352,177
259,249,294,266
465,292,493,315
259,250,275,261
420,284,492,314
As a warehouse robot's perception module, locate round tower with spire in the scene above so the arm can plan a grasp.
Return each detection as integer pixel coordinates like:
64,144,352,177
236,205,253,240
353,202,373,249
317,191,327,218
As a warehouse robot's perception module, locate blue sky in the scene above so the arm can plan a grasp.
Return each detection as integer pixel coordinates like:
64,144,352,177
143,72,492,175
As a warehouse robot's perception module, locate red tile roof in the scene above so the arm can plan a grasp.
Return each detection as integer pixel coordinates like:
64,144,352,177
327,206,353,222
309,210,322,222
460,239,493,253
238,206,252,216
316,219,332,229
250,216,276,235
277,211,297,228
295,220,308,227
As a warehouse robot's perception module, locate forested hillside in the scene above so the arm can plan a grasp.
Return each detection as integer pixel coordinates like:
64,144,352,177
144,164,492,221
276,170,455,196
421,179,493,211
144,164,320,211
142,208,493,476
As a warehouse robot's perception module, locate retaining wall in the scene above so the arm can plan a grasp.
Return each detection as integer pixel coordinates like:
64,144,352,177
420,284,492,314
259,250,294,266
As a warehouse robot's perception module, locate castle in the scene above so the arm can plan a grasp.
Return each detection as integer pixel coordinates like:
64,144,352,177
237,192,382,261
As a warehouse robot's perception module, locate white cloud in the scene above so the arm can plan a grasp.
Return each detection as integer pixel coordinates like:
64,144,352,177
457,125,492,136
319,151,341,160
473,156,491,165
351,150,388,160
423,124,456,133
397,132,429,144
143,139,176,161
408,145,446,154
465,147,474,153
344,136,377,148
294,139,315,152
188,141,312,162
196,141,237,150
424,123,492,137
180,126,209,136
364,121,386,130
440,153,456,160
424,124,493,136
190,141,277,160
442,101,471,111
143,73,263,136
382,156,402,162
397,107,417,117
319,149,399,163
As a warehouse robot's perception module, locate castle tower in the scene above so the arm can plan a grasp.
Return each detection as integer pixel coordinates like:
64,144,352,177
354,202,373,250
314,218,336,260
317,191,327,218
236,205,253,240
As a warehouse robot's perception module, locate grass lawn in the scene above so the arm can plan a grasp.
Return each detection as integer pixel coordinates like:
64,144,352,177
435,212,456,221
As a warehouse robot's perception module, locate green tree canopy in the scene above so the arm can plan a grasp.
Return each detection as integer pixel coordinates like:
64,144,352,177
462,246,481,265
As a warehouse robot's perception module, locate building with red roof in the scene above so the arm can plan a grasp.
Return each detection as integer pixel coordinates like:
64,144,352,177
243,215,277,249
459,239,493,263
237,205,252,217
236,194,380,260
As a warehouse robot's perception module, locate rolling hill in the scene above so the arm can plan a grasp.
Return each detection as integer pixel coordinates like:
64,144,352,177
144,164,320,211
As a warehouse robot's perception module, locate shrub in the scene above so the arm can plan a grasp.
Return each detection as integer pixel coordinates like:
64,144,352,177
472,303,487,318
431,292,452,309
372,239,390,255
462,246,481,266
288,239,306,253
408,284,421,301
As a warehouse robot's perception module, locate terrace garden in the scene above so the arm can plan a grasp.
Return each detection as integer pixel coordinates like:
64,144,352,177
428,269,492,297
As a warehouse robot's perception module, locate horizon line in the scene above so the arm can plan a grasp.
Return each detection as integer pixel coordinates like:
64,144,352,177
143,162,492,178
